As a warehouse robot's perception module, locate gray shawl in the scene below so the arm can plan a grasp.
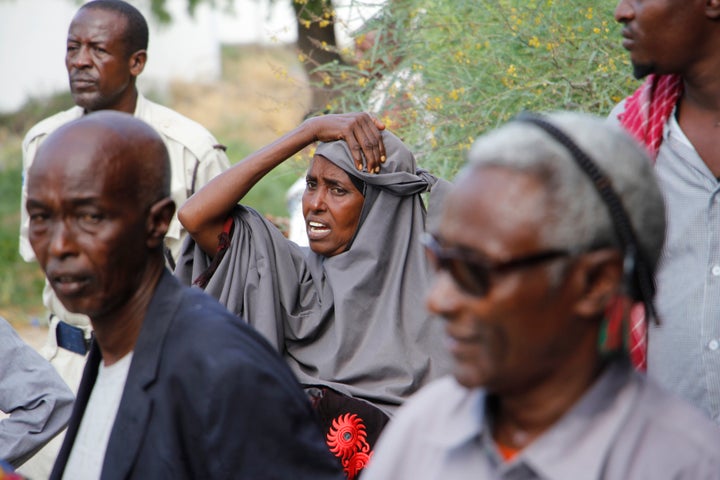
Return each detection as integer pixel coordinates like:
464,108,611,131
175,130,451,414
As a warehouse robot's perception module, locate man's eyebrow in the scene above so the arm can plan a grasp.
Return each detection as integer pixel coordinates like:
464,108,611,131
27,196,102,207
66,36,108,46
25,198,48,209
68,196,103,207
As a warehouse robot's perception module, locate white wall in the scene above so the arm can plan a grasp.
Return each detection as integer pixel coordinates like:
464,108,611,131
0,0,384,113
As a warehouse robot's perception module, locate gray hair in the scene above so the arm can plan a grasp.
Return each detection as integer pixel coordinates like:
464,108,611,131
463,111,666,277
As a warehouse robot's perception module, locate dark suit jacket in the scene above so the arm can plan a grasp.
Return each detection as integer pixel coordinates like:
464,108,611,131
50,271,342,479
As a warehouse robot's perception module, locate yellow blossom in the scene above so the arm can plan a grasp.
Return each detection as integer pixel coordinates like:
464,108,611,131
426,97,443,111
448,87,465,101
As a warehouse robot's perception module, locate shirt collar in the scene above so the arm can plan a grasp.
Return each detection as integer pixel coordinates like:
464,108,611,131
514,356,638,480
133,92,148,118
430,379,487,448
665,105,692,148
438,356,639,480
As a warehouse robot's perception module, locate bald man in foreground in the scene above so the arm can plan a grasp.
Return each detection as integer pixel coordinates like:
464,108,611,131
25,111,342,479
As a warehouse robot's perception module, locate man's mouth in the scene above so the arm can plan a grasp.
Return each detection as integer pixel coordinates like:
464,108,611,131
70,77,96,89
620,28,634,49
50,274,91,297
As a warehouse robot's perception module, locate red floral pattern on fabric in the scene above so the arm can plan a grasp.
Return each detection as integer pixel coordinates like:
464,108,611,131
614,73,683,371
326,413,372,480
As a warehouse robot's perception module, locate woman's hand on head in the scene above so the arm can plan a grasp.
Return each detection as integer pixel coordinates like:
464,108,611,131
306,112,387,174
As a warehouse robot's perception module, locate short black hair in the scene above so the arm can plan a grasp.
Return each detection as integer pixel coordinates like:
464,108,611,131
80,0,149,57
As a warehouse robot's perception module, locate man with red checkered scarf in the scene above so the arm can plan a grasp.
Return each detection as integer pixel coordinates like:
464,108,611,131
609,0,720,424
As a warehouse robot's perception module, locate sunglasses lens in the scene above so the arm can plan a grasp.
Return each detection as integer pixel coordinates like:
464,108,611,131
424,238,489,296
448,259,488,296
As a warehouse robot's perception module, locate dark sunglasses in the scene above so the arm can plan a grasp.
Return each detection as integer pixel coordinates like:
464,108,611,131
422,233,572,297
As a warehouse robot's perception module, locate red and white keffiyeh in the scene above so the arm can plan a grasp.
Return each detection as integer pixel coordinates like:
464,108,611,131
613,74,682,371
619,73,683,160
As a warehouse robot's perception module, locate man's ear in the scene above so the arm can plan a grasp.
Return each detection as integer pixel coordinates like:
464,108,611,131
129,50,147,77
572,249,624,319
706,0,720,19
146,197,175,249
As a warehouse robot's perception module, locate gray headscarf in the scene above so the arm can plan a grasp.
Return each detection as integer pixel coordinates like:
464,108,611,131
176,130,451,414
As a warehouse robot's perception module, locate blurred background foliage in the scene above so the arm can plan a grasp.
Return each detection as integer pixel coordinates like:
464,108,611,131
314,0,637,178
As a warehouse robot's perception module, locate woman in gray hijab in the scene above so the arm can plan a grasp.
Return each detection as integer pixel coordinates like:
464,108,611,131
176,113,449,477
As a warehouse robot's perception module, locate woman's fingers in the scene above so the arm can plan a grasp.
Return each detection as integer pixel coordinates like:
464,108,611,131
311,113,386,174
357,118,383,173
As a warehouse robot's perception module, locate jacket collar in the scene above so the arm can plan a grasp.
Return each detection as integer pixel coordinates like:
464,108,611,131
101,270,182,479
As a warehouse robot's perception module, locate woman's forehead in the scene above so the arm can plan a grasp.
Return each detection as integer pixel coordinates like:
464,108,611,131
308,155,352,182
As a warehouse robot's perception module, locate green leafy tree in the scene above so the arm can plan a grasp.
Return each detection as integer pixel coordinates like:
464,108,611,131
315,0,638,178
146,0,638,176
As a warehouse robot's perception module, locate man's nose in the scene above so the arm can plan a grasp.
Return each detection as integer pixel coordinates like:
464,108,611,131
68,46,92,68
614,0,633,23
48,220,78,258
426,272,463,320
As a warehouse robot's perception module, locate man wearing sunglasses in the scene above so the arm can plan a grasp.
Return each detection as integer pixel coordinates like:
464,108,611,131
363,112,720,479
